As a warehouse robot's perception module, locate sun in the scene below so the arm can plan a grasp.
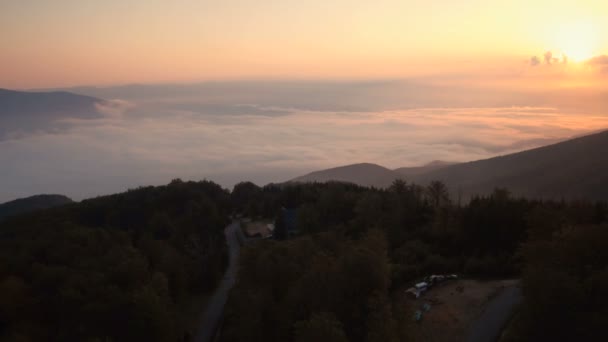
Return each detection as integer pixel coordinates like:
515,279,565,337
552,21,598,62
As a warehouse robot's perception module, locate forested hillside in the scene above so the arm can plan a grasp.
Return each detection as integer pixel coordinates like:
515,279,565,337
506,219,608,341
0,194,73,221
290,163,399,188
223,180,608,342
410,130,608,200
289,130,608,201
0,179,230,341
1,178,606,341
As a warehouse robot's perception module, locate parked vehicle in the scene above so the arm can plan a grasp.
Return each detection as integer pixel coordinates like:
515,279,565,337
407,275,458,299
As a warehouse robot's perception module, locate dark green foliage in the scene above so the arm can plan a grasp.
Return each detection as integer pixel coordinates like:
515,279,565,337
294,312,349,342
457,189,528,276
233,181,533,283
512,223,608,341
221,230,410,342
229,181,608,341
0,179,230,341
2,177,606,341
231,182,263,218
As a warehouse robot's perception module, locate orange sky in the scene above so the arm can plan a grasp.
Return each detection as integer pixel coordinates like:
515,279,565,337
1,0,607,88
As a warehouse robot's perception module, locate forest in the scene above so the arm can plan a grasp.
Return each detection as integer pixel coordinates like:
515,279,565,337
0,179,607,341
223,180,608,342
0,179,230,341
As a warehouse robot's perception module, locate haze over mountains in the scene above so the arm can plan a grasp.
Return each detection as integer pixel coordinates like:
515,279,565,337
291,130,608,201
291,161,455,188
394,160,457,178
0,88,103,139
3,85,608,203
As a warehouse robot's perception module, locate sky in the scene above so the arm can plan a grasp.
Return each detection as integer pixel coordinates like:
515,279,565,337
2,0,608,88
2,1,608,201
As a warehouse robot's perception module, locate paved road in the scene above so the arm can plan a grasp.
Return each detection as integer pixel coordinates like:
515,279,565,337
194,221,242,342
467,283,522,342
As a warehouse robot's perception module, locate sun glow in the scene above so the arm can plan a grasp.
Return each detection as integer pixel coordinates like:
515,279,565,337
553,21,598,62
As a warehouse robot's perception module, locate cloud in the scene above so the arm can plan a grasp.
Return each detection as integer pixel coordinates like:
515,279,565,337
587,55,608,66
530,51,567,67
2,102,608,202
544,51,553,65
3,80,608,202
543,51,565,65
530,56,541,66
583,55,608,74
94,99,134,118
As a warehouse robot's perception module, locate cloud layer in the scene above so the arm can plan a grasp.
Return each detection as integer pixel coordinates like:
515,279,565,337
3,92,608,202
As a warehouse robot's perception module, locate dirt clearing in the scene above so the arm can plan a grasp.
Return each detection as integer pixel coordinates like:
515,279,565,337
407,279,519,342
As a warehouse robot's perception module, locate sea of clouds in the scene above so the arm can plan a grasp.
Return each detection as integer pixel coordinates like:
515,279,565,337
2,80,608,202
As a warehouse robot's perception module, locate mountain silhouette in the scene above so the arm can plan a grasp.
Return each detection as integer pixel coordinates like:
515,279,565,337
290,163,400,188
290,130,608,200
0,194,73,221
408,130,608,200
394,160,457,178
0,88,104,139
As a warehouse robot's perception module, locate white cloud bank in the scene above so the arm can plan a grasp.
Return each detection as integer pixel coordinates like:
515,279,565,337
2,97,608,202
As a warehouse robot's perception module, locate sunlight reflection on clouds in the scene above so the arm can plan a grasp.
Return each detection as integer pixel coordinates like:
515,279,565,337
2,103,607,202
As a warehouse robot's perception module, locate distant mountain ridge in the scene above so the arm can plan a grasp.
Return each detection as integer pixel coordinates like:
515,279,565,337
290,163,399,188
0,88,104,139
0,88,102,116
289,161,456,188
0,194,73,221
290,160,459,188
409,130,608,200
394,160,456,177
289,130,608,200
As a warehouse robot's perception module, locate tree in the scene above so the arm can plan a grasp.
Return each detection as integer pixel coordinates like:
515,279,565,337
366,292,398,342
389,179,407,194
294,312,349,342
519,224,608,341
273,209,289,240
231,181,262,217
426,180,450,208
0,180,231,341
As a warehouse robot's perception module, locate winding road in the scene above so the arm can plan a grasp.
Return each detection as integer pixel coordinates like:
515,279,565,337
466,282,522,342
194,221,244,342
194,222,520,342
